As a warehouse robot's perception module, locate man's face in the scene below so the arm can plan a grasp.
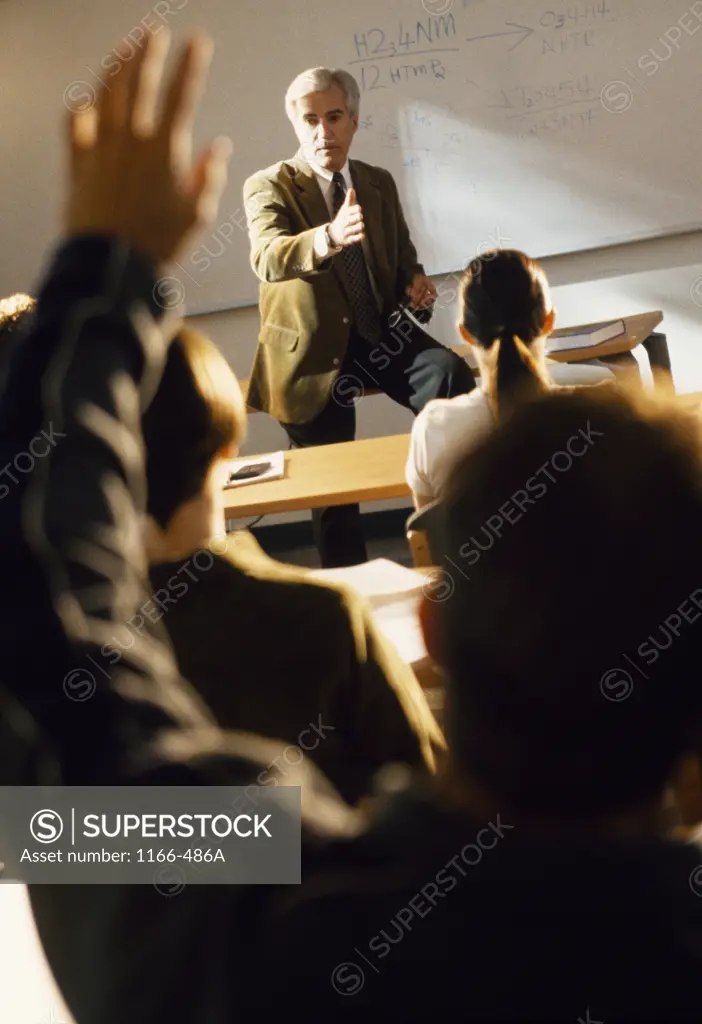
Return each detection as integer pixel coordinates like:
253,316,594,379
293,86,358,172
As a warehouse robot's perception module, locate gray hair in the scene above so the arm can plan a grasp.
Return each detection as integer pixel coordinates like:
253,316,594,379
285,67,360,122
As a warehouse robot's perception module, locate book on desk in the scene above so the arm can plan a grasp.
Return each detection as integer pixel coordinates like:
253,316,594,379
546,319,626,355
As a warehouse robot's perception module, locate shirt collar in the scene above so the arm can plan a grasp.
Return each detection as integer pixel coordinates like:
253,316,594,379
308,157,351,188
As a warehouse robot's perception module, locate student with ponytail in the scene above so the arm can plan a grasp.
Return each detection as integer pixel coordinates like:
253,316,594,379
406,249,601,508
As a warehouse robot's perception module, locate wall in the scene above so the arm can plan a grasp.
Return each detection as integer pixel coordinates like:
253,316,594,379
189,229,702,527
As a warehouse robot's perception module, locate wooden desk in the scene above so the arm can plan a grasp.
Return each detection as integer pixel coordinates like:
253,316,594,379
546,310,663,362
450,311,665,365
224,433,411,519
229,314,674,521
242,311,667,410
451,311,670,388
548,310,672,393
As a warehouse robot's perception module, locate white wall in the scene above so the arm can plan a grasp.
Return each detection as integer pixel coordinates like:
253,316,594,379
189,229,702,527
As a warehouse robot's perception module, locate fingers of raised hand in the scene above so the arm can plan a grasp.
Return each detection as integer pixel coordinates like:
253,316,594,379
91,30,158,139
160,34,214,176
66,29,226,265
160,33,213,137
68,105,98,169
129,28,171,136
190,136,234,224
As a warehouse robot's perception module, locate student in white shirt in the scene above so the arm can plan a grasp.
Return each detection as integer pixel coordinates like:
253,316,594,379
407,249,567,508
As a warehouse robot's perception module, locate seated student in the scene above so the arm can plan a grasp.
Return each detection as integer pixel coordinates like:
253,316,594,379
140,325,445,805
405,249,607,508
272,385,702,1018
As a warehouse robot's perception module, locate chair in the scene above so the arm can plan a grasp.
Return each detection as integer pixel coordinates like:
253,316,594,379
405,500,444,568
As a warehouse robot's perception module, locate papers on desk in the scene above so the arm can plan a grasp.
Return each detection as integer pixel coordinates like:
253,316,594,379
546,319,625,354
371,597,429,668
312,557,422,603
310,558,429,666
224,450,285,488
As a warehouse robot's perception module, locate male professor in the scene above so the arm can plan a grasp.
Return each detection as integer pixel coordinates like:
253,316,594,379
244,67,475,568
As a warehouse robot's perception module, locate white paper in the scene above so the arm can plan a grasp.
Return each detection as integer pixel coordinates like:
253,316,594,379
224,450,285,489
311,559,430,667
310,558,423,607
372,594,429,667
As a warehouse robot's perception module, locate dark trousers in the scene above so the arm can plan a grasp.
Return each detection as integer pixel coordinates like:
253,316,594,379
281,315,476,568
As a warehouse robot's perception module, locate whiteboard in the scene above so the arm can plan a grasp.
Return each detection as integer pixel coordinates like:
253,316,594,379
2,0,702,314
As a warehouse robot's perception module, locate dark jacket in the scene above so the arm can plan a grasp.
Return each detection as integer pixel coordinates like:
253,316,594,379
0,236,216,789
261,782,702,1020
148,540,444,805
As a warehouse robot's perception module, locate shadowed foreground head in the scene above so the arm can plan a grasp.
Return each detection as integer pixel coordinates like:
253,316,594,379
142,326,246,530
434,385,702,819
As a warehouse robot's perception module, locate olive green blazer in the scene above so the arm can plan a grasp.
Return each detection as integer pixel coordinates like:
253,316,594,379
243,153,424,424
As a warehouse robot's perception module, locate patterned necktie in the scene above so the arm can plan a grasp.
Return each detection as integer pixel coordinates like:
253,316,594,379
332,172,383,345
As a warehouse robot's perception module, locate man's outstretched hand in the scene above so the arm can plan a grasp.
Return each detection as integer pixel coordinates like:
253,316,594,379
65,28,232,268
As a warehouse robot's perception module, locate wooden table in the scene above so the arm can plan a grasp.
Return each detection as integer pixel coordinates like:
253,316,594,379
226,312,675,522
223,433,411,519
547,310,672,393
546,310,663,362
451,311,665,367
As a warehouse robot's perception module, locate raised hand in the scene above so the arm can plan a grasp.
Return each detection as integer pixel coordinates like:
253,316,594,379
65,28,232,268
329,187,365,248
